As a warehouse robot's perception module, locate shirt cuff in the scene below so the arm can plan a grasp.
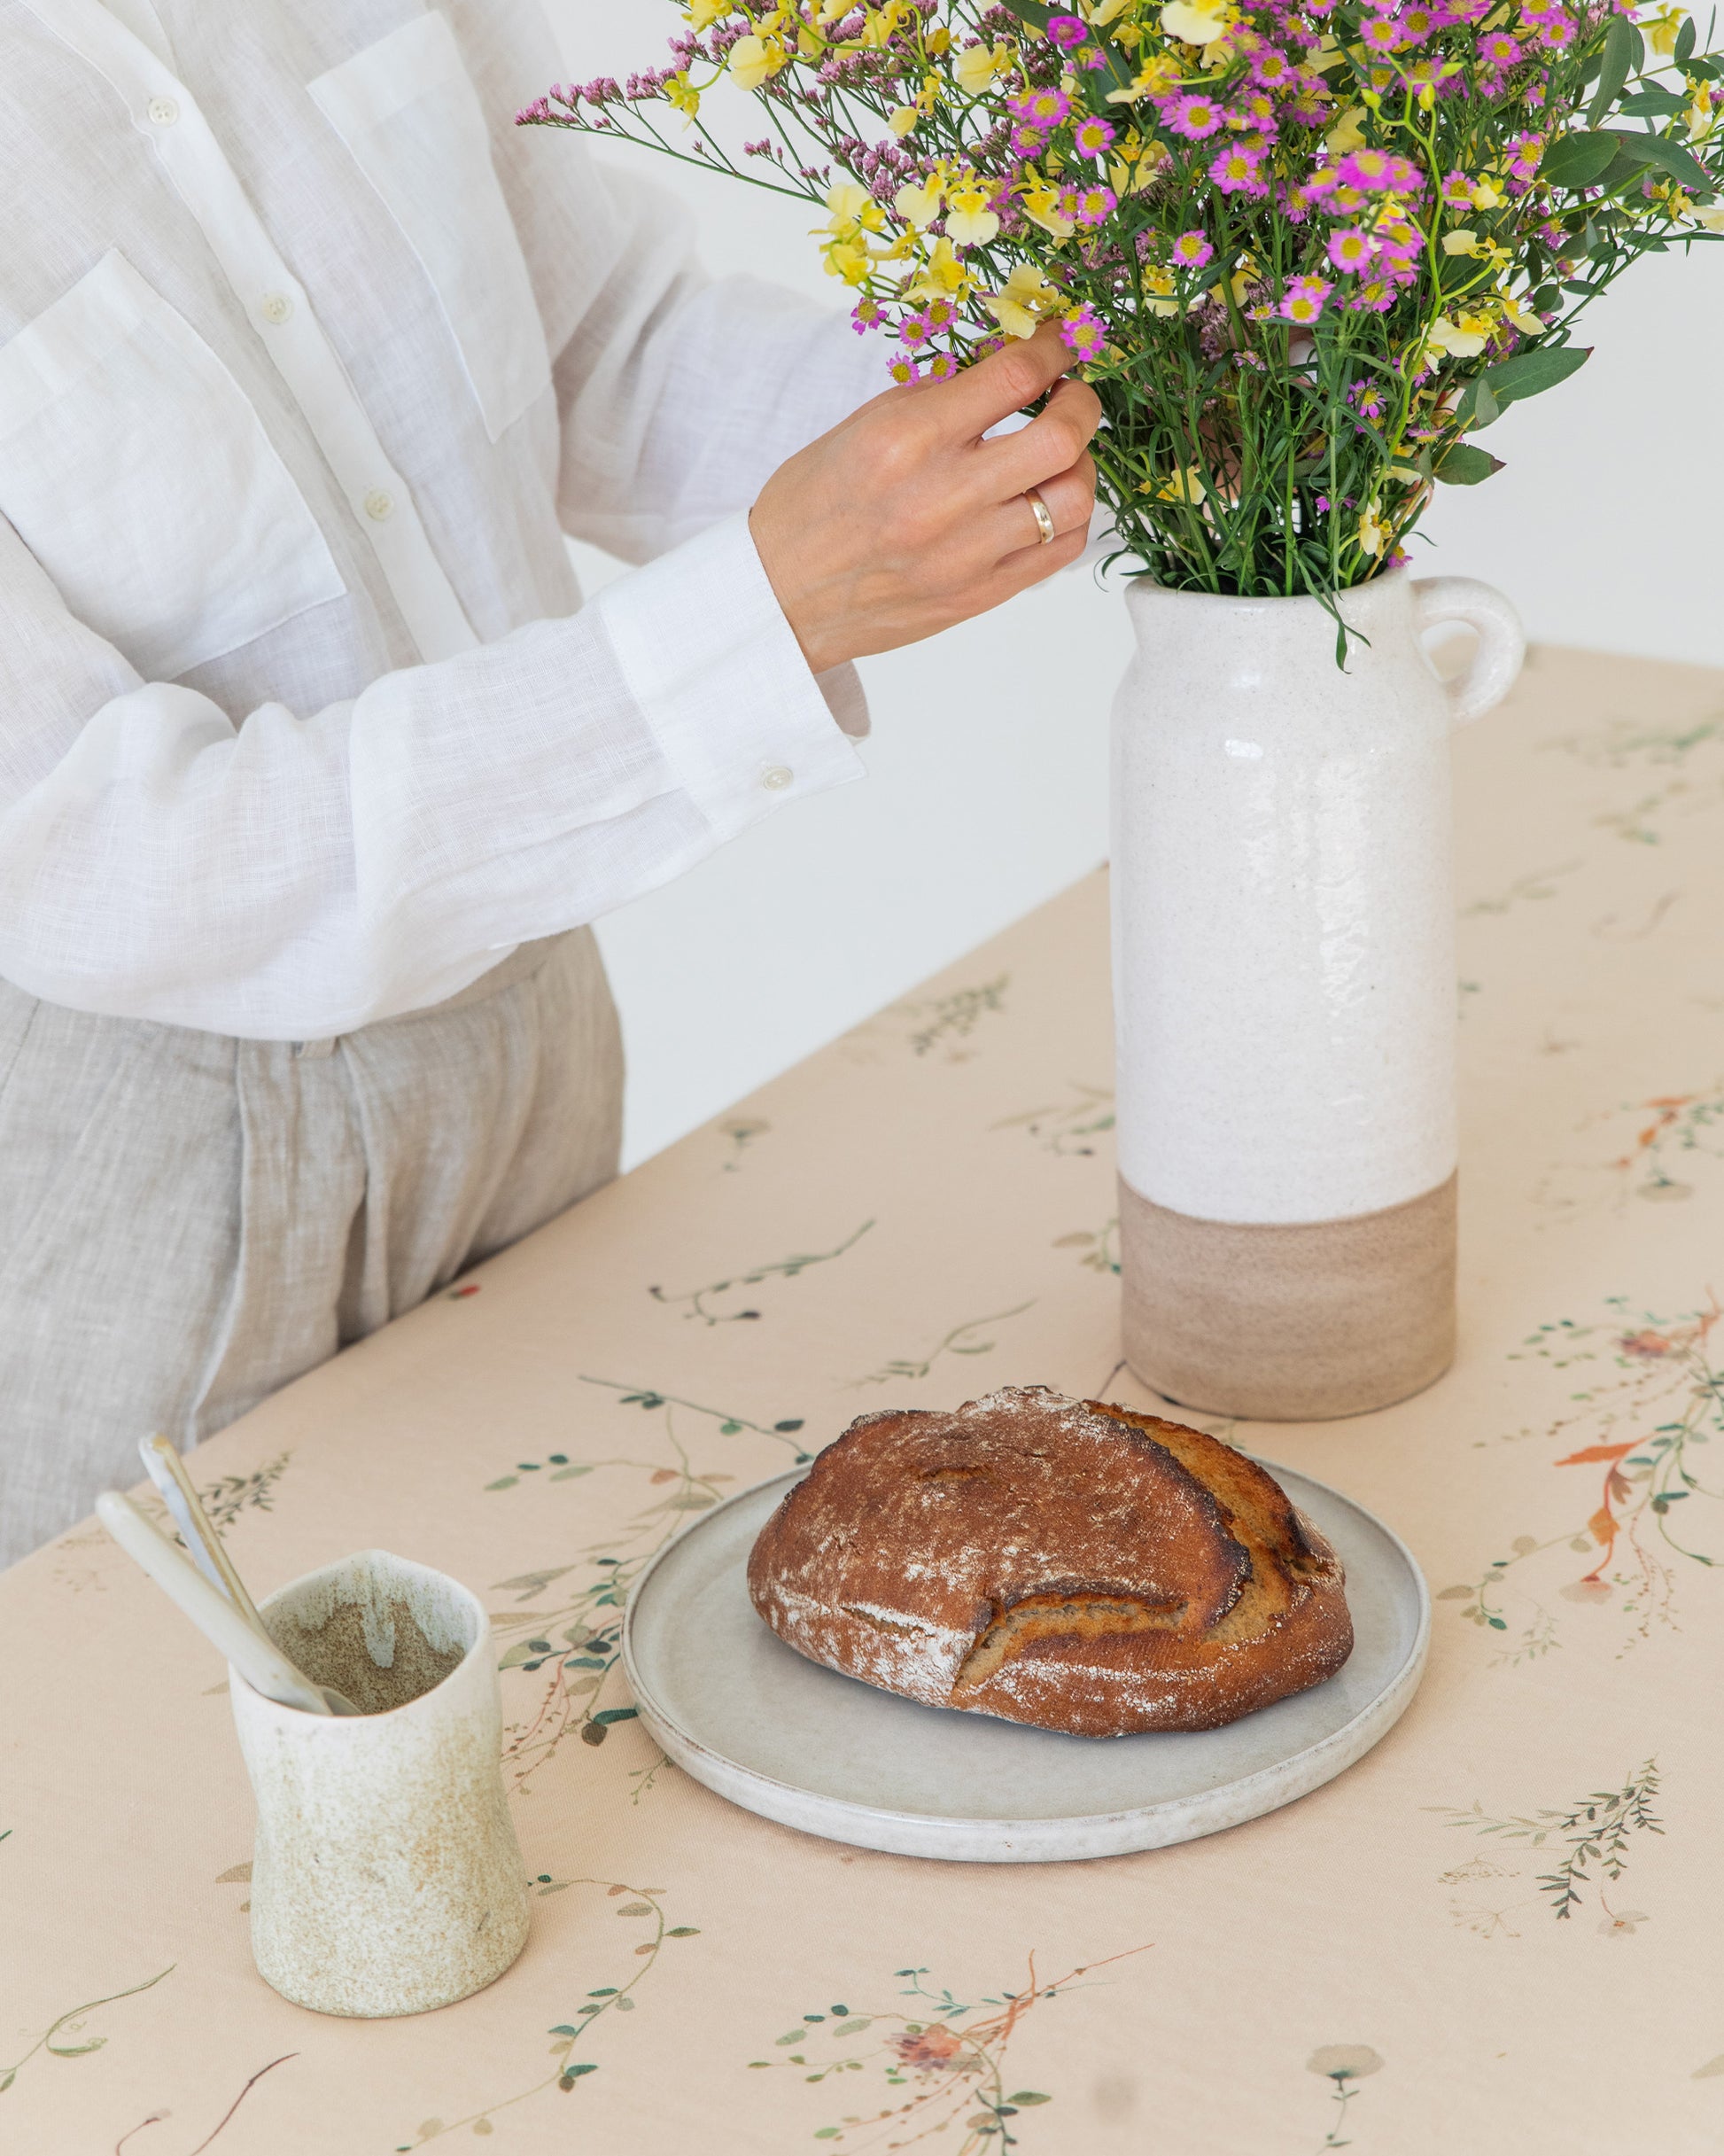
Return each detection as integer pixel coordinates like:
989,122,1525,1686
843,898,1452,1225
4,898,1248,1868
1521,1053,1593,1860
590,510,865,845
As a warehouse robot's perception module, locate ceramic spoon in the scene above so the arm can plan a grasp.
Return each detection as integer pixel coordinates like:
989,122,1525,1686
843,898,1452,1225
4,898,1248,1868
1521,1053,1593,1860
138,1433,267,1623
97,1489,362,1716
136,1434,361,1716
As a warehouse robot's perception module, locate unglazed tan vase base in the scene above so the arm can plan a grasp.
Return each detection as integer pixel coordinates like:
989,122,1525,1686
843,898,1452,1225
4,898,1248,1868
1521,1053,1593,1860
1119,1173,1457,1422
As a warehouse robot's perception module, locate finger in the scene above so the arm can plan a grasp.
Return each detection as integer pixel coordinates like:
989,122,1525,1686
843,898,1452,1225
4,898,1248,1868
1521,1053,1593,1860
980,376,1103,495
982,522,1093,604
929,321,1076,440
987,453,1096,558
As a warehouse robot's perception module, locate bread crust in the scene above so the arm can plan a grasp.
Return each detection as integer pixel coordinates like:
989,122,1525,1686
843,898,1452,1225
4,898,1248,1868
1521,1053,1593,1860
746,1386,1353,1737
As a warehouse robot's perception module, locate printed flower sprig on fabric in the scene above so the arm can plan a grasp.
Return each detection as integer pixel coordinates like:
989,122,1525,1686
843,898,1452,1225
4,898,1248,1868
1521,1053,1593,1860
521,0,1723,603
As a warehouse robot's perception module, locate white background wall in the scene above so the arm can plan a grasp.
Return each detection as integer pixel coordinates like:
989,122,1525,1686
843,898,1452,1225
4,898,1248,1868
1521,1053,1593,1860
540,0,1724,1168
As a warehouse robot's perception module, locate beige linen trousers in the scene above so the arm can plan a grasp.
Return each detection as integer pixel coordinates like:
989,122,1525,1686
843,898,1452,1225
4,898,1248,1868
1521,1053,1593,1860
0,930,621,1569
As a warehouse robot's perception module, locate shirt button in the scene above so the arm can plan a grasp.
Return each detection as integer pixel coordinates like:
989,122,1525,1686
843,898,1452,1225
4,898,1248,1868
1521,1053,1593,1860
362,490,394,522
146,97,179,127
761,766,794,791
260,292,294,325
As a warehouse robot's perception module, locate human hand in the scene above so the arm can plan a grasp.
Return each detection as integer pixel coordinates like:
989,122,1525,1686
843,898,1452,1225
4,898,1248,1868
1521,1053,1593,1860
749,322,1101,675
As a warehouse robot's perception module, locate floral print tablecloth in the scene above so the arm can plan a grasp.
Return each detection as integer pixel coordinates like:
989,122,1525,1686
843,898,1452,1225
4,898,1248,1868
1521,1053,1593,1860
6,642,1724,2155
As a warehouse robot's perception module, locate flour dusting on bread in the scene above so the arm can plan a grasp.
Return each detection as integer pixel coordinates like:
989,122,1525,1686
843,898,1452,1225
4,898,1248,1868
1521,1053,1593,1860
745,1385,1352,1737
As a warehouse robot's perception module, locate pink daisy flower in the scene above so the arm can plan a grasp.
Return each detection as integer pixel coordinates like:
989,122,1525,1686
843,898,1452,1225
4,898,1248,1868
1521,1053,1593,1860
1171,229,1215,266
1166,92,1223,137
1326,226,1375,271
1278,274,1332,323
1060,306,1107,361
1209,144,1268,194
1009,86,1072,125
1073,113,1117,156
1075,183,1117,226
1478,29,1522,67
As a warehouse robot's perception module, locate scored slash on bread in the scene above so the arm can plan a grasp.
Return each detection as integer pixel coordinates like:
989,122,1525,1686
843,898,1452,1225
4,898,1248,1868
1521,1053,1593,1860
746,1386,1353,1738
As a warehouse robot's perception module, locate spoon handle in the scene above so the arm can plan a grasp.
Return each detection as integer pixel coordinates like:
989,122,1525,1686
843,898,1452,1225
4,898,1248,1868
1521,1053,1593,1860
138,1434,265,1627
97,1491,336,1716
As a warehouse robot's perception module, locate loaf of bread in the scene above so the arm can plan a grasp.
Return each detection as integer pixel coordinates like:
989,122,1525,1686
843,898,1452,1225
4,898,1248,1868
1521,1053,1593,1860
746,1386,1352,1737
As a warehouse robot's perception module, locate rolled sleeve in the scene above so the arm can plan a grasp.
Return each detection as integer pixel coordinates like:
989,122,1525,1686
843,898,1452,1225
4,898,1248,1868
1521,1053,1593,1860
590,510,866,847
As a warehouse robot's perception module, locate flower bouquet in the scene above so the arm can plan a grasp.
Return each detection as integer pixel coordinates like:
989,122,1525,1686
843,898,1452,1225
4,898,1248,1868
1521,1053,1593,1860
522,3,1723,1422
522,0,1722,603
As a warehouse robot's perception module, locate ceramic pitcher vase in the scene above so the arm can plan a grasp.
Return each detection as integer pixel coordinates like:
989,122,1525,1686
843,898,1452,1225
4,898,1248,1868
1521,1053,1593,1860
1111,567,1525,1421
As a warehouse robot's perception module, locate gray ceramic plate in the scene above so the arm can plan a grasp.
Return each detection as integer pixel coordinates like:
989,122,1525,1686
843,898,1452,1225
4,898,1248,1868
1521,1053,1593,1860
621,1462,1428,1862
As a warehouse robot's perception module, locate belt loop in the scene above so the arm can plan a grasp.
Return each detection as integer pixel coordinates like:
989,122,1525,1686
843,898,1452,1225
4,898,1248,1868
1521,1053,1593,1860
291,1037,338,1060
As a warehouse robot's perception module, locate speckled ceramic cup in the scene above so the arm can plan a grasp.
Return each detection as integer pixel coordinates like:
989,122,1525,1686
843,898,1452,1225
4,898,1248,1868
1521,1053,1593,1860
229,1549,528,2018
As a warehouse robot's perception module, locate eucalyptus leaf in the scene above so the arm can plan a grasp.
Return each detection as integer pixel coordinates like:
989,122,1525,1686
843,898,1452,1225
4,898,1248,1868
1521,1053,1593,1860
1457,376,1502,430
1587,13,1635,124
1541,130,1618,189
1483,343,1591,409
998,0,1051,27
1617,85,1685,116
1436,443,1504,486
1600,128,1711,192
1675,12,1697,63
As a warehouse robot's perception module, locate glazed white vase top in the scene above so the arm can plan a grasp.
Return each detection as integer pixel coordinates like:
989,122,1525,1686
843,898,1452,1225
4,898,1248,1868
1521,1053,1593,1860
229,1549,529,2019
1111,570,1525,1420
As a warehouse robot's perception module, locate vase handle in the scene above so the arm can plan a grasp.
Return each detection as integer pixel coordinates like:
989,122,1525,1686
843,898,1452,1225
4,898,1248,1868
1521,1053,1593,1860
1411,576,1526,728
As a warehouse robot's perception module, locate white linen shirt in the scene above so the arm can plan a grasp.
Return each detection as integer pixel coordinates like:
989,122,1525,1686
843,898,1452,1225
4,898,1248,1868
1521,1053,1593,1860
0,0,881,1037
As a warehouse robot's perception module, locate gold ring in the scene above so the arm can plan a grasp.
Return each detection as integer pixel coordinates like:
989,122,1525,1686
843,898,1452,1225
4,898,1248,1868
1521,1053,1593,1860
1023,486,1056,546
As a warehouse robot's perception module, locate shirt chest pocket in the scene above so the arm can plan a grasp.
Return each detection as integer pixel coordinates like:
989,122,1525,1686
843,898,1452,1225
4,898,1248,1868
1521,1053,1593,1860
310,12,552,444
0,250,346,683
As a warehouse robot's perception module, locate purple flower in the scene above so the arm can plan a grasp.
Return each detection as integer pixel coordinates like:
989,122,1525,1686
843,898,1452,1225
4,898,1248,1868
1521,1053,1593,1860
1060,306,1107,360
1165,92,1224,138
1278,273,1332,323
1209,143,1268,195
1046,12,1089,44
1008,85,1072,126
1326,225,1374,271
1336,148,1425,195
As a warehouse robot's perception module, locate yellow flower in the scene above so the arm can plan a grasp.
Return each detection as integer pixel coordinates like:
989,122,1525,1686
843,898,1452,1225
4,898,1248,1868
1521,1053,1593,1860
1140,264,1182,315
1161,0,1231,43
1324,105,1367,152
1357,505,1388,556
1643,6,1688,55
1107,53,1182,103
1091,0,1132,19
1471,177,1505,209
824,182,874,229
1441,226,1482,256
1152,465,1208,505
822,239,872,284
1692,200,1724,231
981,261,1060,338
889,105,921,136
926,23,951,52
1425,311,1490,358
905,236,971,302
1501,293,1542,334
1018,178,1077,238
728,33,786,89
954,39,1006,93
664,71,701,117
944,181,1001,246
893,176,943,228
684,0,728,26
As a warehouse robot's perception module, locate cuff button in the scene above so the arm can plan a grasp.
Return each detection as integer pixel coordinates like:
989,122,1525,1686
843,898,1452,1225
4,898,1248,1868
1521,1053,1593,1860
761,765,794,791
